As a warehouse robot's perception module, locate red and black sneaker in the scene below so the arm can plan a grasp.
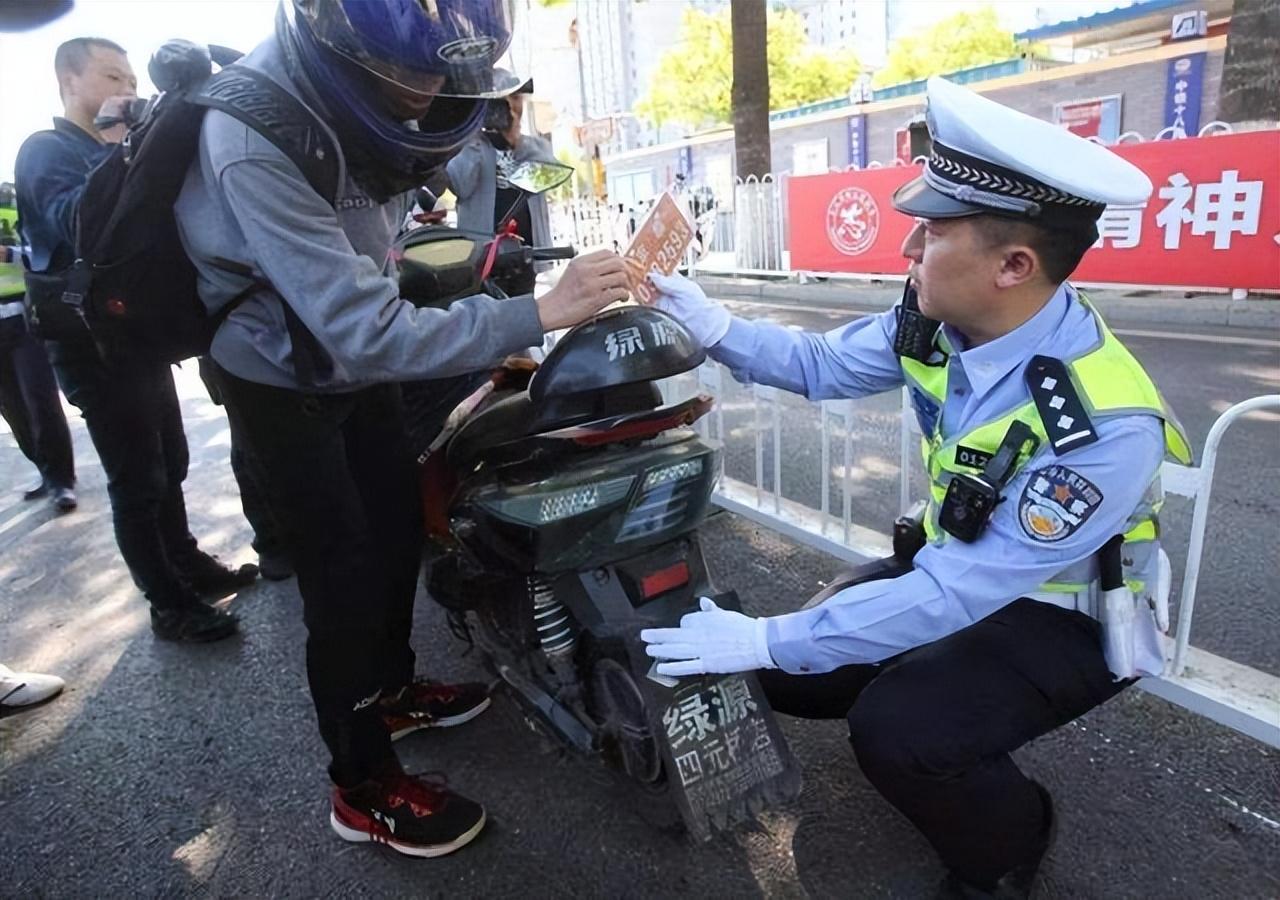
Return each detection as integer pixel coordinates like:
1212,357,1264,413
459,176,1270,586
330,771,486,858
379,679,491,741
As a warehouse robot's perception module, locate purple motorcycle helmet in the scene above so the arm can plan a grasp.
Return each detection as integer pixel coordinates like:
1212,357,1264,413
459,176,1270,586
280,0,522,198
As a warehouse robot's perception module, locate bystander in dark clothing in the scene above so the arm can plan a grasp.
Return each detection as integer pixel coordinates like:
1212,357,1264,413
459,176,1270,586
448,78,557,298
0,309,77,508
16,39,254,642
0,227,76,509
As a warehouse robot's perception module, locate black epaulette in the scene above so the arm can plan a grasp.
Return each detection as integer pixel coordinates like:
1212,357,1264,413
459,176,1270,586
1024,355,1097,455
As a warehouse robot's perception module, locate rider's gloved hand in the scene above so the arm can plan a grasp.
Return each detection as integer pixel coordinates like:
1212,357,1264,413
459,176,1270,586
640,597,777,677
647,272,732,349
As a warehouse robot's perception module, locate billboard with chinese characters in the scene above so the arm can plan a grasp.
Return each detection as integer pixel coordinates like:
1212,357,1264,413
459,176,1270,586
786,131,1280,290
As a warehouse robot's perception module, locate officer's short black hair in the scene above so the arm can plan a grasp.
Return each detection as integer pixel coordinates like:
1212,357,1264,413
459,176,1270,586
971,215,1098,285
54,37,127,82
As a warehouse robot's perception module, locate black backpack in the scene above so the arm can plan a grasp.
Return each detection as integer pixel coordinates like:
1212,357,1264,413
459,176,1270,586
27,42,337,370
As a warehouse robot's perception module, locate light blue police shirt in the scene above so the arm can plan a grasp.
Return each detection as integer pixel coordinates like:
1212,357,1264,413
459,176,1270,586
708,284,1166,674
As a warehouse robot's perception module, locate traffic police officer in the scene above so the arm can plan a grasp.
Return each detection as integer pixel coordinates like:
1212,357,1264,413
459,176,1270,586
641,77,1192,898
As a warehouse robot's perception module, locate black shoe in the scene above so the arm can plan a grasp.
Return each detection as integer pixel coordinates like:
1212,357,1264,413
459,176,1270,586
22,479,49,501
330,769,486,858
937,782,1055,900
52,486,77,513
178,551,259,597
150,603,240,643
379,680,491,741
256,550,294,581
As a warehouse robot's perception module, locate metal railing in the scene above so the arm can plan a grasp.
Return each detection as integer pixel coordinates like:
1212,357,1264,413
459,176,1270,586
1168,396,1279,676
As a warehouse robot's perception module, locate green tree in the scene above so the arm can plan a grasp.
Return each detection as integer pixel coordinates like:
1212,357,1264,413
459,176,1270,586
635,6,860,130
873,6,1019,87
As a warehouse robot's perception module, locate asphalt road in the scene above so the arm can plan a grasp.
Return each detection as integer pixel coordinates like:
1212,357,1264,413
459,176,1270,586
1,314,1277,897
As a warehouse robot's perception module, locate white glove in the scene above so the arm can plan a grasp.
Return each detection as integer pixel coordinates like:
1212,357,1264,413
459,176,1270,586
647,271,732,348
640,597,777,677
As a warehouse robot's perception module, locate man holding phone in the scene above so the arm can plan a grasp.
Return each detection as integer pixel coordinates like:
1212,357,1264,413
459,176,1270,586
447,74,559,296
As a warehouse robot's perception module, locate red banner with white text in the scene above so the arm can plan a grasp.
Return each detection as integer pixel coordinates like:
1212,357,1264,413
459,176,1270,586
786,131,1280,290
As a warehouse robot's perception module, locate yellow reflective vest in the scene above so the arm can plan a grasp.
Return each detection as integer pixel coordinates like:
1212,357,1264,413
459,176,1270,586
0,206,22,300
900,295,1192,605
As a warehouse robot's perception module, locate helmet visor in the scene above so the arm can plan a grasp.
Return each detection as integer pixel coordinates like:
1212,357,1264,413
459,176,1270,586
290,0,518,100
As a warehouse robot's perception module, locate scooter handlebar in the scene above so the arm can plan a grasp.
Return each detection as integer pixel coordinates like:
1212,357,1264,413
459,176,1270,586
530,246,576,262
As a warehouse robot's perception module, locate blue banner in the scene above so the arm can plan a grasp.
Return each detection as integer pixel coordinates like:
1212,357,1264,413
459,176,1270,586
1163,52,1204,139
847,115,867,169
677,145,693,181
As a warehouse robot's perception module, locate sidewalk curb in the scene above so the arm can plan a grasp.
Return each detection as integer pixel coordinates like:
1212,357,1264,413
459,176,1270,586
694,275,1280,331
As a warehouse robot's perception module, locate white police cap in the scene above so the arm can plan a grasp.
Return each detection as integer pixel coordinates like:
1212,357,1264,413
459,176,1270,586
893,77,1153,227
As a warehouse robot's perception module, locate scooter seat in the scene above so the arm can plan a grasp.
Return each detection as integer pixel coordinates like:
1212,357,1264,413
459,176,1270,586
447,381,665,471
446,390,538,470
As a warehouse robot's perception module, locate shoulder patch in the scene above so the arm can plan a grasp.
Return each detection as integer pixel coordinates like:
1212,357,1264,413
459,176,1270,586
1018,464,1105,542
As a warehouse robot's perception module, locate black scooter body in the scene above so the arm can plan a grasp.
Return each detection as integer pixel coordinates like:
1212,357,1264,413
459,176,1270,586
397,223,801,840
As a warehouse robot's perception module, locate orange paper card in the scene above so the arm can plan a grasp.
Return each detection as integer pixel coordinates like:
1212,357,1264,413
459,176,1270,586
624,192,694,305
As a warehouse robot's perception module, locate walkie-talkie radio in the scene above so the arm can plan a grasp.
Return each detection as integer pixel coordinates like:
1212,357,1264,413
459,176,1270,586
892,280,942,363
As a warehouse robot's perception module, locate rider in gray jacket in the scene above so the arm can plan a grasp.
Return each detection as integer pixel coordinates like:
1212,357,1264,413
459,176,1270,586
174,0,629,859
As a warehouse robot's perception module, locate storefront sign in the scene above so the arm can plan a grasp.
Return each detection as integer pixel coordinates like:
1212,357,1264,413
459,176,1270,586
1053,95,1123,143
894,128,912,164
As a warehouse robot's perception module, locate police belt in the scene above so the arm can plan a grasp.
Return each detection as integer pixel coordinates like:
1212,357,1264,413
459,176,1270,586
0,298,25,320
1024,587,1095,618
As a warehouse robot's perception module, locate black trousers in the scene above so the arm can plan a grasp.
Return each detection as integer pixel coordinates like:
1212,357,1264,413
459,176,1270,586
215,366,423,787
0,313,75,490
759,596,1126,888
196,357,284,558
46,339,200,607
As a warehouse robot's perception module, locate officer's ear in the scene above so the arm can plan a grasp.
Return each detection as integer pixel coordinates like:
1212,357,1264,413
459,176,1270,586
993,242,1040,290
971,216,1043,290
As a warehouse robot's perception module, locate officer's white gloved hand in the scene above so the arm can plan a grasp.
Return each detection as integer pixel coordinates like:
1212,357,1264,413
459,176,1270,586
640,597,777,677
647,271,732,348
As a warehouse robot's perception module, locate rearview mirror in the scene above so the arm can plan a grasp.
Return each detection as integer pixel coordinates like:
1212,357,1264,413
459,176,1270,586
506,160,573,195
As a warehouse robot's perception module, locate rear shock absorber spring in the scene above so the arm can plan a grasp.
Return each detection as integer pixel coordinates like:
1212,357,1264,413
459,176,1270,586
529,575,577,658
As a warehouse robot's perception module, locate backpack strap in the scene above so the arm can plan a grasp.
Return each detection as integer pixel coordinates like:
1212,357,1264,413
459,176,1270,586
193,66,338,385
193,66,339,205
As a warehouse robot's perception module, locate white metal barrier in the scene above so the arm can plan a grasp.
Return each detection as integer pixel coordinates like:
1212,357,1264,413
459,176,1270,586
1140,395,1280,746
733,175,785,272
548,198,614,253
663,366,1280,747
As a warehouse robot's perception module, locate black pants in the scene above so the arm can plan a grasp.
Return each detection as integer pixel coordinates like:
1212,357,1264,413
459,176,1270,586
46,339,200,608
197,357,284,558
759,596,1126,888
215,366,423,787
0,313,74,490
